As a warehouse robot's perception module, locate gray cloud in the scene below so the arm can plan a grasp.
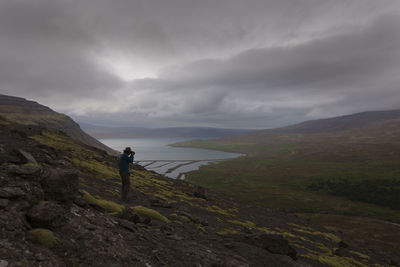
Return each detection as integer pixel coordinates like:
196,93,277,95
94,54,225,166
0,0,122,102
0,0,399,128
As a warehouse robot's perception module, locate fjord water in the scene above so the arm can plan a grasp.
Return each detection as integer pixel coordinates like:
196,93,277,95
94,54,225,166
100,137,241,179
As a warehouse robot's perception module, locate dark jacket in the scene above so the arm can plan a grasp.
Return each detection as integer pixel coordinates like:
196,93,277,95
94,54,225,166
119,153,134,174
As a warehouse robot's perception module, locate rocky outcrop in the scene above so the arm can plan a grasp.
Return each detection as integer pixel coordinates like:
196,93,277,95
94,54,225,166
41,169,79,202
27,201,66,228
8,149,38,165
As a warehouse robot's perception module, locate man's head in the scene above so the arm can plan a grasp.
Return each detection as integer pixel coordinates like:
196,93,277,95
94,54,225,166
123,147,133,154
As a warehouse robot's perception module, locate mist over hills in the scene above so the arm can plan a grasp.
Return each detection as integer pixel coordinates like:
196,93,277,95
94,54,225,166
81,109,400,141
80,122,252,139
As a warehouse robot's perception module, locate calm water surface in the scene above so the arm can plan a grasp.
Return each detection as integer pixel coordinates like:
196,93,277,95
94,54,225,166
100,137,241,179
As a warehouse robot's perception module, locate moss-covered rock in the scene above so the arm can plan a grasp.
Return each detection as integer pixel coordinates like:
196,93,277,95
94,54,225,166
41,168,79,201
27,228,58,248
131,206,170,223
83,190,124,215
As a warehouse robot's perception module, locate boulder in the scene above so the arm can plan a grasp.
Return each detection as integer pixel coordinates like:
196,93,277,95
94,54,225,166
119,208,141,224
6,164,42,181
17,149,38,165
41,169,79,201
27,201,65,228
7,164,41,175
8,149,37,165
0,187,25,198
23,181,45,202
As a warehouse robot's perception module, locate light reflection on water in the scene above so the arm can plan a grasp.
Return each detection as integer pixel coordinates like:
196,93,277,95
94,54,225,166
100,137,241,179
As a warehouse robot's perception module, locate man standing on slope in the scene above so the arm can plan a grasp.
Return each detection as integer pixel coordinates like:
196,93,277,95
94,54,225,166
119,147,135,202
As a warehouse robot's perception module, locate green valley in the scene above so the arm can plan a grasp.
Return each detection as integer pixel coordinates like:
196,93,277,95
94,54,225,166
175,112,400,223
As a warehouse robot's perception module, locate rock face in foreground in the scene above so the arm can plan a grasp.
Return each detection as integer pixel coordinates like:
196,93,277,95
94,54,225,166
41,169,79,202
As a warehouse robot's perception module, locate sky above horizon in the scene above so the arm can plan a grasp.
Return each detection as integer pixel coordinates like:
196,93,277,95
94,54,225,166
1,0,400,129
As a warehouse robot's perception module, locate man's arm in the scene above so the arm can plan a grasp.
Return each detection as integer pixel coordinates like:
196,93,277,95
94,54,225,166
127,154,134,163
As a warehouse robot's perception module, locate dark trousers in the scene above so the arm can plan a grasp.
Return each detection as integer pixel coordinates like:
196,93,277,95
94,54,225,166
120,172,130,202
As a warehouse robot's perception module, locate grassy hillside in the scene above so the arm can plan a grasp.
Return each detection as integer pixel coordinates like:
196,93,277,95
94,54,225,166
175,117,400,223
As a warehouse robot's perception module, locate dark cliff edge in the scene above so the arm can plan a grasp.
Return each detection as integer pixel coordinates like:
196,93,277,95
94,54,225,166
0,94,116,155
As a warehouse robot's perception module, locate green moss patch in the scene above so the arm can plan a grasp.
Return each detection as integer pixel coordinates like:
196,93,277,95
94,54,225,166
216,228,239,235
131,206,170,223
72,158,117,179
349,251,370,262
32,131,89,155
206,205,235,216
293,228,341,243
301,254,368,267
169,213,179,220
228,219,256,228
23,162,41,168
27,228,58,248
83,190,124,215
180,215,191,223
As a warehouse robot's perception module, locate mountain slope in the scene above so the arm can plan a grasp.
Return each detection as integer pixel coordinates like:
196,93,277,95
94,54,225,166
264,109,400,134
0,94,115,154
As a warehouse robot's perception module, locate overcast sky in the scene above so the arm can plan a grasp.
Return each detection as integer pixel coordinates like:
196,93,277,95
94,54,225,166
1,0,399,128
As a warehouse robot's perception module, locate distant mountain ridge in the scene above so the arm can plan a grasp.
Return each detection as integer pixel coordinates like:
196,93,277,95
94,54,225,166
0,94,115,154
80,123,252,139
260,109,400,134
